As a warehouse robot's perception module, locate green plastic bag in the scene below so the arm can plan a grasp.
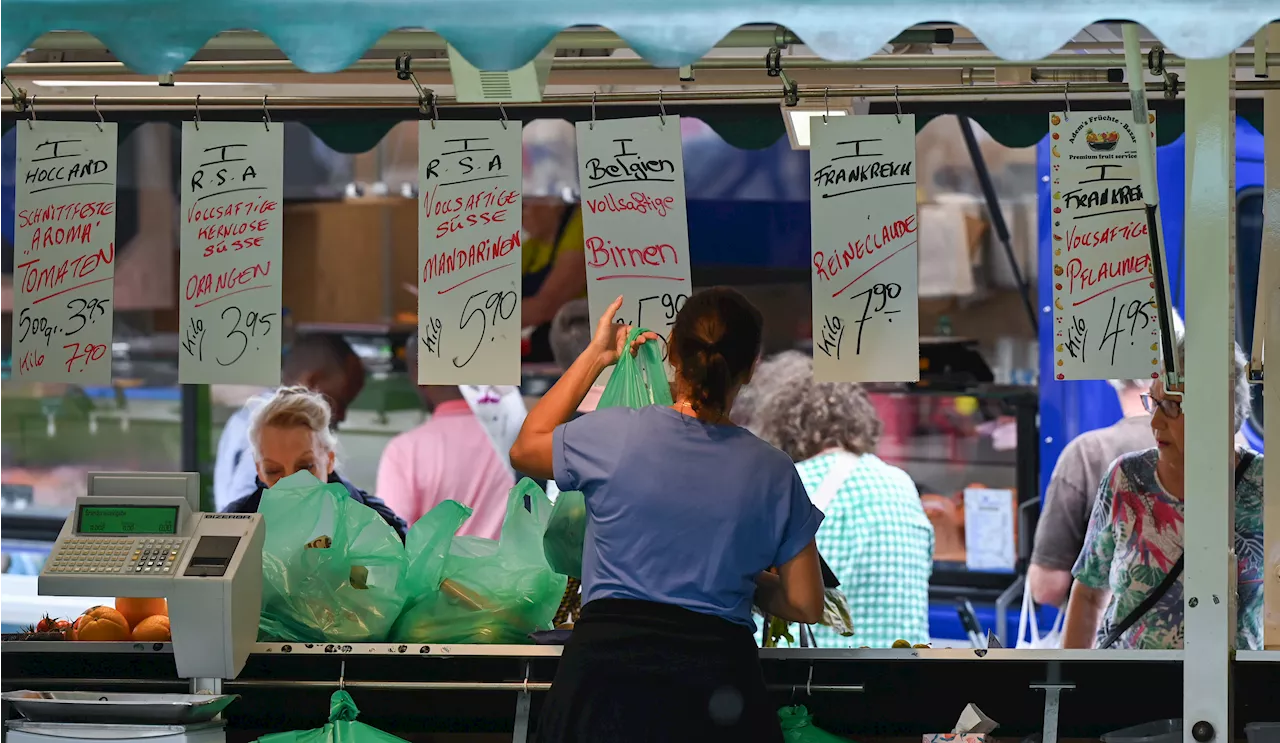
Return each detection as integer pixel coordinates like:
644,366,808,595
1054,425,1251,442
390,479,567,644
541,328,672,579
779,706,850,743
597,326,674,409
542,490,587,578
257,471,408,643
256,691,408,743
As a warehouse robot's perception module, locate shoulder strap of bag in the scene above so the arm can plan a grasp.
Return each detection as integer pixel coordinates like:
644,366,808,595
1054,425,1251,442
810,452,860,513
1100,451,1255,648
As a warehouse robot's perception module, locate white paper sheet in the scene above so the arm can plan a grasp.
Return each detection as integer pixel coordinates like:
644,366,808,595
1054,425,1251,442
11,122,119,383
178,122,284,385
417,121,524,384
810,115,920,382
963,487,1017,573
1049,111,1161,382
576,116,692,378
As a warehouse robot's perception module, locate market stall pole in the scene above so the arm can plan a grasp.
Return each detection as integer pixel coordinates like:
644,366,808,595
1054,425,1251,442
1182,51,1239,742
1266,24,1280,653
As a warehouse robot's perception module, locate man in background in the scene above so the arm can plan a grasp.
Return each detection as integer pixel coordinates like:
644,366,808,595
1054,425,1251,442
214,333,366,510
1029,378,1155,607
374,334,514,538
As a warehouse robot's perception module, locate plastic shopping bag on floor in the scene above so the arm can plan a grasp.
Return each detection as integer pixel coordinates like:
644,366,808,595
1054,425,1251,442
779,706,850,743
541,328,672,578
257,471,408,643
391,479,567,644
255,691,408,743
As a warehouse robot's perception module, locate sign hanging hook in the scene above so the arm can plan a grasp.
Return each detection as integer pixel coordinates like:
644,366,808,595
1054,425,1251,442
590,92,597,130
658,89,666,127
338,660,345,691
498,102,508,130
1063,82,1071,121
92,95,104,132
823,87,830,124
262,95,272,131
893,86,902,124
26,94,38,130
193,94,201,131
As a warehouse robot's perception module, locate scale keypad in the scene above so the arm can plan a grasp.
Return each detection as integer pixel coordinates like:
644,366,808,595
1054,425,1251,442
46,538,187,575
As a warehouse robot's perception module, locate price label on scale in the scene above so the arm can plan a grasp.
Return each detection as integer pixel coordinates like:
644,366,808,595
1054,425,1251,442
417,121,523,385
179,122,284,385
11,122,119,383
1049,111,1160,381
810,115,919,382
577,116,692,374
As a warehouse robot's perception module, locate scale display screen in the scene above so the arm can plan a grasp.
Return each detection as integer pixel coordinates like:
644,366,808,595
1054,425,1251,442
77,505,178,535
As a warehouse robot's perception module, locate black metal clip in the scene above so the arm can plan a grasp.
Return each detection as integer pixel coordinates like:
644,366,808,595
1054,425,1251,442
1147,46,1166,76
395,53,414,81
765,47,783,78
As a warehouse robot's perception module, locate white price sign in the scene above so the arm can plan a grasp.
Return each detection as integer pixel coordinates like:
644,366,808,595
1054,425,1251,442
11,122,118,382
810,115,919,382
576,116,692,366
417,121,523,385
179,122,284,385
1049,111,1160,381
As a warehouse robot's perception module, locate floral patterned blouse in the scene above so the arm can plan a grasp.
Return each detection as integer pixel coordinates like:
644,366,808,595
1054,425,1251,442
1072,448,1264,650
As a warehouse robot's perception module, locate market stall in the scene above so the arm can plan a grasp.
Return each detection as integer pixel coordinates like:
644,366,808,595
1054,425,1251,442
2,4,1279,743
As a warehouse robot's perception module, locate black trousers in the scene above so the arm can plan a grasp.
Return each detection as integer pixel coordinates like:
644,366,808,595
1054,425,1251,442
538,599,783,743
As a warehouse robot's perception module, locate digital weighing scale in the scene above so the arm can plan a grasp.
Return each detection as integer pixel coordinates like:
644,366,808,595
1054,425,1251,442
6,472,266,743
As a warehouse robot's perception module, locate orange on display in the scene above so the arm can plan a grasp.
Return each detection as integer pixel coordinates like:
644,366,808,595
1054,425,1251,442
131,615,172,642
116,597,168,629
72,606,131,642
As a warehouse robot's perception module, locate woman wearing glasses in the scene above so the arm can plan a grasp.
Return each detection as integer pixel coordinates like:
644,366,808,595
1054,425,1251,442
1061,332,1264,649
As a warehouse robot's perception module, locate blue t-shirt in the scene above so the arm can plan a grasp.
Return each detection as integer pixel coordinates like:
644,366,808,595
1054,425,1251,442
553,405,823,627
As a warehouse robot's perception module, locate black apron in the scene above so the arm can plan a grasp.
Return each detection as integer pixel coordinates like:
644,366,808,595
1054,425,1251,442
538,598,783,743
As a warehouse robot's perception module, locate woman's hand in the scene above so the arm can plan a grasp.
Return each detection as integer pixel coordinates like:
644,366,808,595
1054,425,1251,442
587,296,661,368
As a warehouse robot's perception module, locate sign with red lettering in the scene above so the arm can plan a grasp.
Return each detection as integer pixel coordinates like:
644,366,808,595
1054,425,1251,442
1049,111,1159,380
810,114,919,382
576,116,692,378
417,121,523,384
179,122,283,384
11,122,119,383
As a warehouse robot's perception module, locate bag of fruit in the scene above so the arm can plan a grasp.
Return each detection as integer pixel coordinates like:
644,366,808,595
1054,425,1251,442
541,327,673,580
391,479,566,644
257,471,408,643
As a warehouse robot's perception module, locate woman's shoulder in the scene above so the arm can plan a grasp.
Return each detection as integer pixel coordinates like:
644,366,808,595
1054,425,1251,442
1101,448,1161,494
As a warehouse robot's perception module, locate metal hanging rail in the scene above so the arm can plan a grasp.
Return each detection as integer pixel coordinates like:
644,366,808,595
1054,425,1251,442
6,81,1280,113
7,54,1280,77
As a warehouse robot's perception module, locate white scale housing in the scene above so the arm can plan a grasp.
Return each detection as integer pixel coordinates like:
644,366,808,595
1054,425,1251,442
18,473,266,743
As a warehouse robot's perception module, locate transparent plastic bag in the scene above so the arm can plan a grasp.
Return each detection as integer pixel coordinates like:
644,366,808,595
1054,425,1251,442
391,480,567,644
255,691,408,743
257,471,408,643
779,706,849,743
541,329,672,578
542,490,586,578
596,327,674,409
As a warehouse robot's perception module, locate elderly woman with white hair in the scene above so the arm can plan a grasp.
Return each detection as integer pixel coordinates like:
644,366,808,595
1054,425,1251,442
1062,333,1263,649
758,362,934,647
223,386,408,541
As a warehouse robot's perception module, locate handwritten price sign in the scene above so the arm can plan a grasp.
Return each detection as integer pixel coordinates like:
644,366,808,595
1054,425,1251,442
1049,111,1160,381
179,122,284,384
11,122,118,383
576,116,692,378
417,121,523,385
810,114,919,382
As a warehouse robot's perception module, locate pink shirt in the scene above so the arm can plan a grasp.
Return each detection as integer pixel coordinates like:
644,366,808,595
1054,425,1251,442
375,400,515,540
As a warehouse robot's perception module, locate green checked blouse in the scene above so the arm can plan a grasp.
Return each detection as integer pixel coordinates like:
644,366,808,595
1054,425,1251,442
795,451,935,648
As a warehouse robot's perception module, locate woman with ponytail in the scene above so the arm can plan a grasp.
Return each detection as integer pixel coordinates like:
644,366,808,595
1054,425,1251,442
511,288,824,743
